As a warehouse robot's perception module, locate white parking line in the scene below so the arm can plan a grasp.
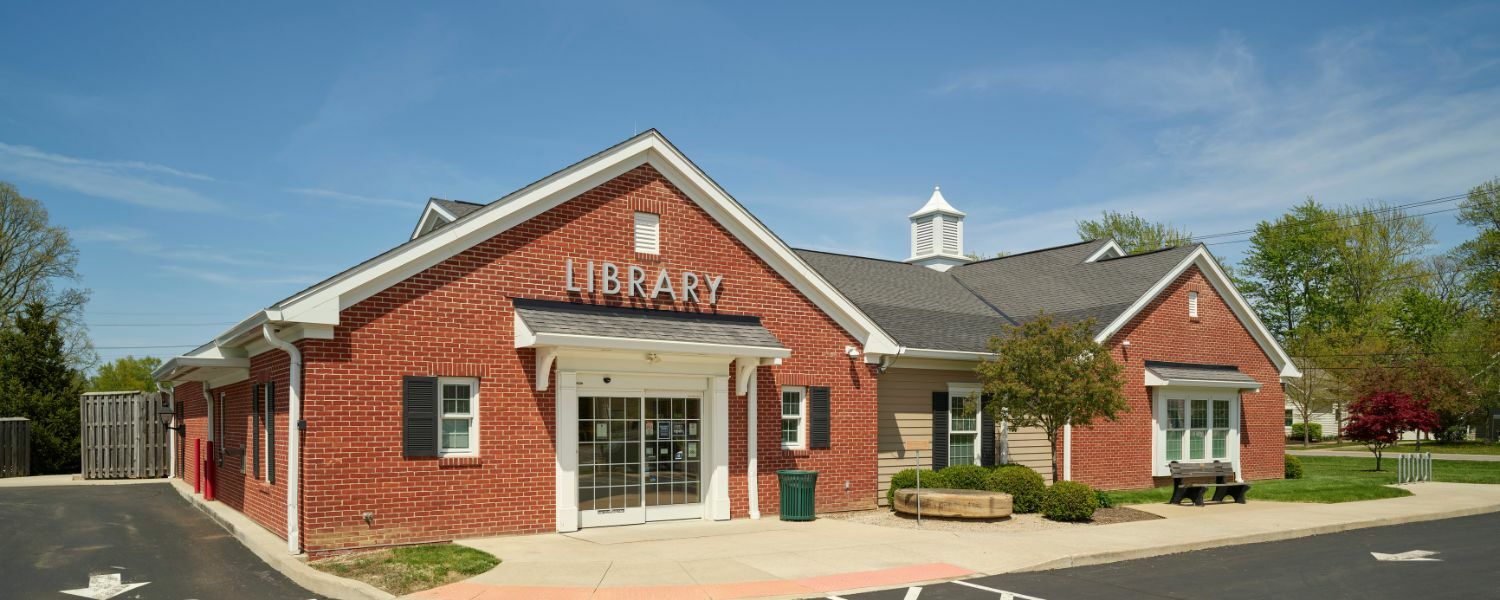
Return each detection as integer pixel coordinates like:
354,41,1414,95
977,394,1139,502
904,586,923,600
952,578,1047,599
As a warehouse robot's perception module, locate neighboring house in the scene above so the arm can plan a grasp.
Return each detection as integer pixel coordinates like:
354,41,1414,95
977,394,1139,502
154,130,1298,556
1284,402,1342,441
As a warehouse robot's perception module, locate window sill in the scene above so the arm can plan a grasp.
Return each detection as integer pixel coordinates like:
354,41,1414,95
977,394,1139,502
782,448,811,457
438,456,483,468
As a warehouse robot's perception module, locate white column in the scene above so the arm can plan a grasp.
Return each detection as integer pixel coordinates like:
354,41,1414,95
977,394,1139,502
1063,421,1073,481
710,375,731,521
555,371,579,532
746,371,760,519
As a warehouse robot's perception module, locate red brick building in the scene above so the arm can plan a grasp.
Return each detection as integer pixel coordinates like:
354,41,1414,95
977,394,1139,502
156,130,1297,556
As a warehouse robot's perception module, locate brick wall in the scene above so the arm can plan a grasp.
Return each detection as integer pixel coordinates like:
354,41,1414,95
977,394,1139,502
172,347,294,540
1064,265,1286,490
294,164,878,554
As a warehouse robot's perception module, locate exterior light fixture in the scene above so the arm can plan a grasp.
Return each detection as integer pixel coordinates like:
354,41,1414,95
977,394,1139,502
156,392,184,433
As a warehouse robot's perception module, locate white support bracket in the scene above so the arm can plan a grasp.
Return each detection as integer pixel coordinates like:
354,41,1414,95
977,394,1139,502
735,356,758,396
535,347,559,391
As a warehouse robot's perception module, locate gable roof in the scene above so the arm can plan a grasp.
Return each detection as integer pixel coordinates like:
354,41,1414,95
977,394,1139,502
410,198,485,239
173,129,900,365
795,238,1298,377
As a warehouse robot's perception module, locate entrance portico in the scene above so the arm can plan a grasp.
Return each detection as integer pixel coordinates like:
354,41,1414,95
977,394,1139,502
513,298,790,532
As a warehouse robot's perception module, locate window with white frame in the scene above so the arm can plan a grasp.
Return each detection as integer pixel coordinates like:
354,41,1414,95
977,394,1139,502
948,385,982,466
440,378,478,455
1285,409,1294,427
781,387,806,449
634,212,660,254
1164,396,1232,462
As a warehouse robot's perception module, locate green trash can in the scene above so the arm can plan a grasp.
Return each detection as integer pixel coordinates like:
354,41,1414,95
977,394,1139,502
777,470,819,521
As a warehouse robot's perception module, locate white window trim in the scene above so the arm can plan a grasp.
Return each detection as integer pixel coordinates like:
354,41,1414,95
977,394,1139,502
1188,291,1200,318
947,384,983,466
780,386,806,450
439,377,480,457
1152,387,1239,478
634,211,660,255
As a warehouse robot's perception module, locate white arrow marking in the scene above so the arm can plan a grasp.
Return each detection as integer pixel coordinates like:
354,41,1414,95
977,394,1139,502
60,573,150,599
1371,549,1442,562
952,579,1049,599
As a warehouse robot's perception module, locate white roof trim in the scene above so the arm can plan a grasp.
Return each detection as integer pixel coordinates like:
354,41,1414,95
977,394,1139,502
515,313,790,358
201,131,898,357
1094,246,1300,378
1084,240,1126,263
153,355,251,383
409,199,458,240
1143,369,1262,390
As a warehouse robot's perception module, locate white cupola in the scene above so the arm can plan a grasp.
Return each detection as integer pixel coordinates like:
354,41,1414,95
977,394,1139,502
906,186,967,271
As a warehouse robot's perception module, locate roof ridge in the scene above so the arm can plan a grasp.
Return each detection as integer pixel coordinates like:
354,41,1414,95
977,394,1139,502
431,197,485,207
958,238,1101,266
792,247,915,266
1094,244,1197,262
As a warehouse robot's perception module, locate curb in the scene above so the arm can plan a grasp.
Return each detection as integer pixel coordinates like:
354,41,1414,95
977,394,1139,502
169,480,394,600
1010,500,1500,574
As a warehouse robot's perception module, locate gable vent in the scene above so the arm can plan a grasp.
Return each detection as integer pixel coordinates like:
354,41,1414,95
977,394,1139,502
634,212,660,254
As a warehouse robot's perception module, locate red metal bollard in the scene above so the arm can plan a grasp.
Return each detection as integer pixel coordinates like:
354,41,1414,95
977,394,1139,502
194,438,202,494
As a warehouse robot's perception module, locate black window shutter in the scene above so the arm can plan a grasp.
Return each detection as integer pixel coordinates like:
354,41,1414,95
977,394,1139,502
252,384,262,479
809,386,831,449
403,376,440,458
931,392,949,470
980,393,996,467
266,382,276,485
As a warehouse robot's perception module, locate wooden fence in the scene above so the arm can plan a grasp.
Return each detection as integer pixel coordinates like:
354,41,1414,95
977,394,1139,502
81,391,169,479
0,417,28,478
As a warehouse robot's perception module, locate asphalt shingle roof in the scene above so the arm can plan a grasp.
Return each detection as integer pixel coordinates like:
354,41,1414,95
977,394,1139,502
1145,361,1259,385
513,298,786,349
432,198,484,220
796,240,1201,353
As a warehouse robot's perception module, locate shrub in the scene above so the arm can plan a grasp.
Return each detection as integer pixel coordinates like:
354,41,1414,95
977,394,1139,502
1284,454,1304,479
1288,422,1322,442
939,464,991,491
986,464,1047,513
1095,489,1115,509
1042,481,1099,522
886,468,945,505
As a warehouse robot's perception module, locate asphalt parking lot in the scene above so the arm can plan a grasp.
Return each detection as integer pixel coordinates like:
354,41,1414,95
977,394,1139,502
0,482,319,599
837,511,1500,600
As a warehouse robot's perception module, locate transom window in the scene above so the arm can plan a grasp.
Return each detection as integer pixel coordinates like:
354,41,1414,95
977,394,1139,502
1165,397,1230,462
440,378,478,455
948,386,982,466
781,387,806,449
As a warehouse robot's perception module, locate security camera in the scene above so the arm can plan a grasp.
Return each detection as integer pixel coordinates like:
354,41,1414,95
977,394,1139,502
844,345,861,358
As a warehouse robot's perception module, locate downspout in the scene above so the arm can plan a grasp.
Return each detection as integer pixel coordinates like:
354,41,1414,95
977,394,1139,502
166,389,176,479
262,324,303,555
1062,421,1072,481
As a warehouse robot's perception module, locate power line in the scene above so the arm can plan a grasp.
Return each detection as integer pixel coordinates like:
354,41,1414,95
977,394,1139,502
1201,204,1466,247
93,344,199,350
1189,192,1470,242
89,322,237,327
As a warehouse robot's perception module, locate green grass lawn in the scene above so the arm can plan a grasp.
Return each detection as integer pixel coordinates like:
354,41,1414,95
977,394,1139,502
1313,441,1500,456
1104,455,1500,506
312,543,499,595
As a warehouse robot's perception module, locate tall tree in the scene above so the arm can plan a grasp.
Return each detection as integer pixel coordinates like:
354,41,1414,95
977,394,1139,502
89,356,165,393
1455,178,1500,301
1233,198,1343,342
1075,210,1193,254
1325,202,1434,334
0,301,84,474
977,313,1127,482
0,182,92,366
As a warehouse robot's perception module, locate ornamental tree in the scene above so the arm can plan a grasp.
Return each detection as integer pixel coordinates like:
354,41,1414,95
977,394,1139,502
977,312,1127,482
1344,391,1438,471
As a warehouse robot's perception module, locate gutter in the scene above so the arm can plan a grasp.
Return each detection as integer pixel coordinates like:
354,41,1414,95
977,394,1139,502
261,323,303,555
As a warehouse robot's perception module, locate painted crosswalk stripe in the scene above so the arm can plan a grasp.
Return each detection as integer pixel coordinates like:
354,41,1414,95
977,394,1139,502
952,579,1047,599
904,586,923,600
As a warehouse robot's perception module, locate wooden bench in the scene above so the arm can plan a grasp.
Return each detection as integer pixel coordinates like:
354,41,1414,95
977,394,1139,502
1168,460,1250,506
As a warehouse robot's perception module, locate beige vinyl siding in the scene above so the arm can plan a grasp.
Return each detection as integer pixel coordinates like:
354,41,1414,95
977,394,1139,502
876,367,1053,506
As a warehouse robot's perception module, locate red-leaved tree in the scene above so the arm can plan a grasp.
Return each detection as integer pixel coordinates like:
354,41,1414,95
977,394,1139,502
1344,391,1439,471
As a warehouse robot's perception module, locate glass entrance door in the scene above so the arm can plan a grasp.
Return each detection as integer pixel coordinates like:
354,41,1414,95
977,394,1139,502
578,394,701,527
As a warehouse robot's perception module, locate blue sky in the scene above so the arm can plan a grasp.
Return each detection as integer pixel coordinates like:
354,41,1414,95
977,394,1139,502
2,2,1498,365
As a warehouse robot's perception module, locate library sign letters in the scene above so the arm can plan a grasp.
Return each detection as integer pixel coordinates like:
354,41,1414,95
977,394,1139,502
564,259,725,305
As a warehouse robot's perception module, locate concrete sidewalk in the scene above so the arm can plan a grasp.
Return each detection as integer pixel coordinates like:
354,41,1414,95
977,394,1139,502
416,482,1500,600
0,473,172,487
1288,448,1500,462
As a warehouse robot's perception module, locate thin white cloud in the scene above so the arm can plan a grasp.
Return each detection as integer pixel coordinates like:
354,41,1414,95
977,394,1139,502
159,265,322,288
943,25,1500,260
0,141,226,213
287,187,418,210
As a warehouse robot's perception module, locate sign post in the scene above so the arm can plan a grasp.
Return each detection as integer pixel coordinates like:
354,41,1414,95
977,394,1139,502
906,440,931,527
